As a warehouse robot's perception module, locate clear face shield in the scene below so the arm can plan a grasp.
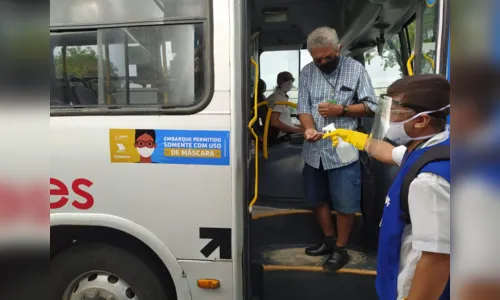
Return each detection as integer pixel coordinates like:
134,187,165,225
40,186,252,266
369,95,415,138
367,95,450,153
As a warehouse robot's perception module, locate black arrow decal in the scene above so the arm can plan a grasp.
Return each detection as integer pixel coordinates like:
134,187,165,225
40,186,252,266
199,227,232,259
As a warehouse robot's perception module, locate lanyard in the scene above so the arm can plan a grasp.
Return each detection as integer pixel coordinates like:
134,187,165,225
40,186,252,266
319,57,342,98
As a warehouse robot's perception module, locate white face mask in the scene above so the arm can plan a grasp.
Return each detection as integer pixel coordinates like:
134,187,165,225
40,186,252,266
137,147,155,158
385,105,450,145
280,80,293,92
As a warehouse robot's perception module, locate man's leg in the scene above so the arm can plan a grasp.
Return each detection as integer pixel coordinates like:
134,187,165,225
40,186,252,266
303,162,336,256
323,160,361,271
313,203,335,238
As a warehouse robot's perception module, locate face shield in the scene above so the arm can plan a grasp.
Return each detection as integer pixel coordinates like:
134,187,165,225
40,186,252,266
367,94,450,152
369,95,417,138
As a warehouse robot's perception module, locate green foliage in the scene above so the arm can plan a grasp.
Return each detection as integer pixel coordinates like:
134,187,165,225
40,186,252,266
364,7,438,74
54,46,118,78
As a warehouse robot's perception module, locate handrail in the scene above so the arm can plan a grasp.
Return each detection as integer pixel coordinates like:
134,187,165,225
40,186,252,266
247,58,260,212
261,101,297,159
407,53,435,76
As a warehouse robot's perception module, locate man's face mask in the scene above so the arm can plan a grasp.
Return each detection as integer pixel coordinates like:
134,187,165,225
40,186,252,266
314,45,341,74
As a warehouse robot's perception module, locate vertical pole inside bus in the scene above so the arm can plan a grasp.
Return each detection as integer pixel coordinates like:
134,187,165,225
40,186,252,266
124,32,130,105
105,43,111,105
162,41,168,104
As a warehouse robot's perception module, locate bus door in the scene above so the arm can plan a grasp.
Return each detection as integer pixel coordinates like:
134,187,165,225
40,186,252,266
411,0,450,76
245,1,422,299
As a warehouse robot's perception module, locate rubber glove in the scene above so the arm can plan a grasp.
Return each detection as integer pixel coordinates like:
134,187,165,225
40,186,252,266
322,129,368,151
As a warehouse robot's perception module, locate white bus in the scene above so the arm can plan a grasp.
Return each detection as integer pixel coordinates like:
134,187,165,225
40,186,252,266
49,0,449,299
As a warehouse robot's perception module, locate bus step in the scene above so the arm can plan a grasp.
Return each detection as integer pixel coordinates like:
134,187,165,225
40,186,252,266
254,245,378,300
262,268,378,300
251,206,377,253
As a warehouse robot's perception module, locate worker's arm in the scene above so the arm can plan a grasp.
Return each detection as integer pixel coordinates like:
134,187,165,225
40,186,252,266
270,111,303,134
323,129,399,165
406,252,450,300
406,173,451,300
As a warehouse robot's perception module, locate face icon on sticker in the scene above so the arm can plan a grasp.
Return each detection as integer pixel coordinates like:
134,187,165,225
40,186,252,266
134,129,156,163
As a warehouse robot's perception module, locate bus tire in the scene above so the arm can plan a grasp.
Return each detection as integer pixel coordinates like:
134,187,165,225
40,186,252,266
50,242,171,300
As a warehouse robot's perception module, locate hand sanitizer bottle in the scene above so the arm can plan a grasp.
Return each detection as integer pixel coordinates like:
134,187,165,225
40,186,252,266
322,123,357,163
335,137,357,163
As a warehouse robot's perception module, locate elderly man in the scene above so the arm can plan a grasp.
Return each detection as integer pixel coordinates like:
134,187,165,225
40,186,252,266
297,26,378,271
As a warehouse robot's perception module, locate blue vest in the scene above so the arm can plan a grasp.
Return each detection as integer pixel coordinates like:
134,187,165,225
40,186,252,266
376,138,450,300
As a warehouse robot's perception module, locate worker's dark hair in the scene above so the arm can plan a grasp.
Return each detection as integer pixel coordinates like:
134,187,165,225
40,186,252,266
135,129,156,142
387,74,450,130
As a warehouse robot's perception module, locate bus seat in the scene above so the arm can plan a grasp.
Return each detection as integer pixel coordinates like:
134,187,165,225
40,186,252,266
72,85,98,105
250,79,268,137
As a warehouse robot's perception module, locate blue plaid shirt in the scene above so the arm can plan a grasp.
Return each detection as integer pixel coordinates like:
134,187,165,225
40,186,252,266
297,56,378,170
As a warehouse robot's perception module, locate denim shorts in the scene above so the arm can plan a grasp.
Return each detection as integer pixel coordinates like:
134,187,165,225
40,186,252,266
303,160,361,214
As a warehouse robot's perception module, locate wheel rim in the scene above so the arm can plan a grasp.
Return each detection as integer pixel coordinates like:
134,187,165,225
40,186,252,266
63,271,139,300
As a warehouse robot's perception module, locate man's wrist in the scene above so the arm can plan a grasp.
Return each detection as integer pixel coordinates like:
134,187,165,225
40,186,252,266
340,104,348,116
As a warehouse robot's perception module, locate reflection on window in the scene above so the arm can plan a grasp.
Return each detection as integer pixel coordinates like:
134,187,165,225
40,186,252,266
418,2,439,74
363,34,404,95
50,24,205,108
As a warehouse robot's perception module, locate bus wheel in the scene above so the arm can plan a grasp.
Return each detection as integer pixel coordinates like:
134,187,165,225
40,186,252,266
50,243,170,300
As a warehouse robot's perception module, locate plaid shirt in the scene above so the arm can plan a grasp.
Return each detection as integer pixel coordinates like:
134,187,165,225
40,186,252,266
297,56,378,170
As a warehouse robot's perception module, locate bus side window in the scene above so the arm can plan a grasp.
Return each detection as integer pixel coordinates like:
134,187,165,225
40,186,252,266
50,23,210,111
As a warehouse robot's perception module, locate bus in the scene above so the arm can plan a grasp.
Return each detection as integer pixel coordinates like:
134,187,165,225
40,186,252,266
49,0,449,299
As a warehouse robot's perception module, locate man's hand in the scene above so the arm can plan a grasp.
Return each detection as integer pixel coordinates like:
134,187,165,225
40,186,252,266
318,102,343,118
304,128,323,142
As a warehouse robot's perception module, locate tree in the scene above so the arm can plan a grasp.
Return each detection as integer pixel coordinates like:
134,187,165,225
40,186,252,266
364,12,437,75
54,46,118,79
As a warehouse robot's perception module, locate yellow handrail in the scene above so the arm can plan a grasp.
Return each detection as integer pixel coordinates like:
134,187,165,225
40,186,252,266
247,58,259,212
406,53,435,76
261,101,297,159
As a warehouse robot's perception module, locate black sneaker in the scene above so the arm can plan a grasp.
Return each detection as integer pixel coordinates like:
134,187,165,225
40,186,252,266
305,243,333,256
322,247,350,271
305,237,335,256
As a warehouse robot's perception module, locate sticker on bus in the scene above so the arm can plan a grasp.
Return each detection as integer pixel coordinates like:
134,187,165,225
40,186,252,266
109,129,230,166
426,0,436,7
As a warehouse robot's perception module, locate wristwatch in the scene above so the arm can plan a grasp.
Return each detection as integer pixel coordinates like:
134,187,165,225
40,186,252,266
341,104,348,116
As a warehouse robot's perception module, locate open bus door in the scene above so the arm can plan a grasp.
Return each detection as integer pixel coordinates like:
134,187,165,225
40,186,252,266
245,0,450,299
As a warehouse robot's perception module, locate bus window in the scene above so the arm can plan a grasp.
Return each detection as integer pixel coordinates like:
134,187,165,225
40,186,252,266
364,34,405,95
259,49,313,116
50,23,209,111
416,1,439,74
260,50,299,97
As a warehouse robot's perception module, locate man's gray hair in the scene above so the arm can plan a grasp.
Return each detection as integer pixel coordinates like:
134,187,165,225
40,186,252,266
307,27,339,52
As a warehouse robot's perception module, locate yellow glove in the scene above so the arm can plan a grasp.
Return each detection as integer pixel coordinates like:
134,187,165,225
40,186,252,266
322,129,368,151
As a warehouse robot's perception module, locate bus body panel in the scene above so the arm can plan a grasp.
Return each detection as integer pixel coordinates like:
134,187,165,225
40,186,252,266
50,109,232,260
178,260,234,299
50,1,239,298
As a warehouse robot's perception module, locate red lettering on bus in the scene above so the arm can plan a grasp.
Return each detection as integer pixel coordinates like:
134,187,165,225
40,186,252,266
49,178,69,209
71,178,94,210
50,178,94,210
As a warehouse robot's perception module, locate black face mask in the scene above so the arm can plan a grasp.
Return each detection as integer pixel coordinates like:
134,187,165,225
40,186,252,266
316,56,340,74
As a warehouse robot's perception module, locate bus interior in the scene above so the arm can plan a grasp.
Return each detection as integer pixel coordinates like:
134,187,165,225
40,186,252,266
245,0,441,298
